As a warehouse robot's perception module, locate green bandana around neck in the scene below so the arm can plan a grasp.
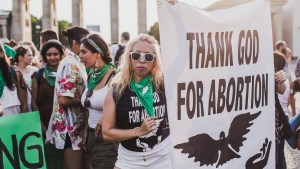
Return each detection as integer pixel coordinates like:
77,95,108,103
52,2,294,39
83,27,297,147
130,75,154,117
0,70,4,98
88,64,110,90
44,66,57,86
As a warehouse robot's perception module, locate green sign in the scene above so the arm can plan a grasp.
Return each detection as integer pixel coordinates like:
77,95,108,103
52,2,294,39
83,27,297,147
0,112,46,169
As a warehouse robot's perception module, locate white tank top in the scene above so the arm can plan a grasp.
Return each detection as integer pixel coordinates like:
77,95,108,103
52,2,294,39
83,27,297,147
0,85,21,109
81,85,110,128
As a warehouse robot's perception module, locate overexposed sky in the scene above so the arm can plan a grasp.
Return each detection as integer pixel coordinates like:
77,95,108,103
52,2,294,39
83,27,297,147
0,0,219,43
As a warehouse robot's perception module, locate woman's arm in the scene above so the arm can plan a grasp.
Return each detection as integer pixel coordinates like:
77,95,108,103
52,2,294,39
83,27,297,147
31,75,47,133
102,88,156,142
58,96,81,107
16,71,29,113
31,76,39,111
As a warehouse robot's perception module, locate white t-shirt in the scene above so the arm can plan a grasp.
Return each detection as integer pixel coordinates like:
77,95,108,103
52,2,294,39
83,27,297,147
278,79,290,116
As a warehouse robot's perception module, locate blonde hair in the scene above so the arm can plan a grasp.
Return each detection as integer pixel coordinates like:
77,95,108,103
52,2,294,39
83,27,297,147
113,34,164,95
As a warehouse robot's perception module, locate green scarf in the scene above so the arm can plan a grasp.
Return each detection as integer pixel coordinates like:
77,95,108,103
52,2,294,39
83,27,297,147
88,64,110,90
0,70,4,98
44,66,57,86
130,75,154,117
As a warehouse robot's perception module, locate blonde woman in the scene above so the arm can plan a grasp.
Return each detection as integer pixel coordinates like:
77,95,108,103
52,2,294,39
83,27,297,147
101,34,172,169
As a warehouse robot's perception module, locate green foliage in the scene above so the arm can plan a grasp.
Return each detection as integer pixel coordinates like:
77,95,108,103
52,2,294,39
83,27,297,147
31,16,71,49
58,20,71,47
148,22,160,43
31,15,41,48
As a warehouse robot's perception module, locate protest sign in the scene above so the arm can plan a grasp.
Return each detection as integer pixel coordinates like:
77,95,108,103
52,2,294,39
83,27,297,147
0,112,46,169
158,1,275,168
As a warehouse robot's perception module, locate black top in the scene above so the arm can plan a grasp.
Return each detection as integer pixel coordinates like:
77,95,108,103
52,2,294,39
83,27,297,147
115,85,170,152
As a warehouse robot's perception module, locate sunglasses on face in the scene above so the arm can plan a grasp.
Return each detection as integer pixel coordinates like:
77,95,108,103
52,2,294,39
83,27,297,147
46,52,60,57
130,52,156,62
84,89,93,108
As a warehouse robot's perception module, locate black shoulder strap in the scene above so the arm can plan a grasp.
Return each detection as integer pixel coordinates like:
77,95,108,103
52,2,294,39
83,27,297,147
105,71,116,86
36,68,45,86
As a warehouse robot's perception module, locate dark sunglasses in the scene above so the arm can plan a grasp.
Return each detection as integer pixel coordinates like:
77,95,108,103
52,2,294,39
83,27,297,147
46,52,60,57
130,52,156,62
84,89,93,108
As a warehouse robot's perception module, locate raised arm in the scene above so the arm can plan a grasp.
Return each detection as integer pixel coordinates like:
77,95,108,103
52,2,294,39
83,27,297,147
102,88,156,142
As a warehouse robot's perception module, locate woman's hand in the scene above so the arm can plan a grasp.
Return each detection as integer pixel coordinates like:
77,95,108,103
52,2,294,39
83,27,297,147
138,117,157,136
275,70,287,84
95,120,102,137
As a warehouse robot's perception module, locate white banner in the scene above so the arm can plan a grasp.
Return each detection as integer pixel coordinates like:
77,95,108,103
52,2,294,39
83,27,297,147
158,1,275,168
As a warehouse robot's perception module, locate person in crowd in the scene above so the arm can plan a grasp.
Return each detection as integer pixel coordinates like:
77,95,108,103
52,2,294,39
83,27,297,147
40,29,58,46
0,42,28,116
48,26,91,169
31,39,65,169
281,47,296,117
275,40,287,54
39,29,59,67
14,45,38,112
110,32,130,67
32,40,64,137
79,33,118,168
274,51,291,169
20,41,41,68
102,34,172,169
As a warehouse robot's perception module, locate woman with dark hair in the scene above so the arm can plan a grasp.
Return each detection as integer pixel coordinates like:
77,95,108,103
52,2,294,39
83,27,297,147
79,33,118,168
14,45,38,111
102,34,172,169
0,42,28,116
32,40,65,136
31,39,65,169
49,26,90,169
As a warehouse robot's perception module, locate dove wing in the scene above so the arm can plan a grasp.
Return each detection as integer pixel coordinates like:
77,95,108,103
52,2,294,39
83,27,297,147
227,111,261,152
175,133,221,166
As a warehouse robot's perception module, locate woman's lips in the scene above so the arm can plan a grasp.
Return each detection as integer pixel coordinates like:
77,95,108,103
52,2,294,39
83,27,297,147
137,66,145,71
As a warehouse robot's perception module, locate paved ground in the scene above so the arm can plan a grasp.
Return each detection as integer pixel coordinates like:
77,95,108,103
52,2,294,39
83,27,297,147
285,143,300,169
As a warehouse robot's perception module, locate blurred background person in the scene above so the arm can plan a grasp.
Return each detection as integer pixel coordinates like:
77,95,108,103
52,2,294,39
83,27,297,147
0,42,28,116
14,45,38,112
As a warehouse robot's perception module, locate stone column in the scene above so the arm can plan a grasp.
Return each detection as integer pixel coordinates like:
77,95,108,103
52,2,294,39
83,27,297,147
42,0,58,34
72,0,83,26
272,12,283,43
11,0,32,41
2,23,7,38
110,0,119,43
138,0,147,34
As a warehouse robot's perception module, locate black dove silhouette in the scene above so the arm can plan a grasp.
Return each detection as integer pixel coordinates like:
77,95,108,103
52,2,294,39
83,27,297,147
174,111,261,168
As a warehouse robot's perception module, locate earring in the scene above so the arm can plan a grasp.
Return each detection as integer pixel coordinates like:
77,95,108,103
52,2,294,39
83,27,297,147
94,60,99,70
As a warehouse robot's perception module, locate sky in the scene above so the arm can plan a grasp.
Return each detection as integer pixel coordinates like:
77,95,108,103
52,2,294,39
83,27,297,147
0,0,219,43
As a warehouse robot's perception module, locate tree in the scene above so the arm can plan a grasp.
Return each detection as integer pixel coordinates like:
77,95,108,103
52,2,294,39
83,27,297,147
148,22,160,43
31,15,42,48
58,20,71,47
